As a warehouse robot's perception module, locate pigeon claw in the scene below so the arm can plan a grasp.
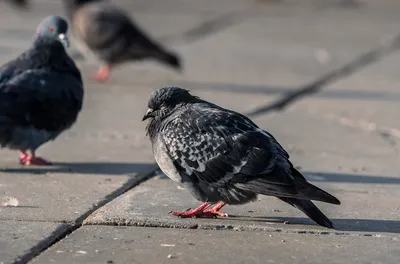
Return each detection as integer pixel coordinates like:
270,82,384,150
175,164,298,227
169,202,211,218
169,210,216,218
202,209,228,218
19,152,52,166
202,201,228,217
169,202,228,218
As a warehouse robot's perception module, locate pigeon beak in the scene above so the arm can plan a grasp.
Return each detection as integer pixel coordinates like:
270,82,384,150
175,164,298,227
142,108,154,121
58,33,70,49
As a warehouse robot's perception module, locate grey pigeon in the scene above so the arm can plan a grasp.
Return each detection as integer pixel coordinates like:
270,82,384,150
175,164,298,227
0,16,84,165
143,87,340,228
62,0,182,82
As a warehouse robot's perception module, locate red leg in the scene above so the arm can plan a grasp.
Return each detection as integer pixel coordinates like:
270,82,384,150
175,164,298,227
91,64,111,82
169,203,211,218
19,151,52,166
169,201,228,218
203,201,228,217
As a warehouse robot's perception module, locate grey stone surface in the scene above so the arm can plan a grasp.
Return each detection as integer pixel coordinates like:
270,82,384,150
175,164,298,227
33,226,400,264
0,220,69,264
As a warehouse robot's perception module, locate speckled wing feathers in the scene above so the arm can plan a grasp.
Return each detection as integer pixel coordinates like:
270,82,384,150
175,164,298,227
160,103,294,191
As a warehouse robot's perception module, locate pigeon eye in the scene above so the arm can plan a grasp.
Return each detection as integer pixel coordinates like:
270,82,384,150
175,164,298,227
48,26,54,32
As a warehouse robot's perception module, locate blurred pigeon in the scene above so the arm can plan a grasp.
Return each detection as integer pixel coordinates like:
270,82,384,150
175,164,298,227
143,87,340,228
0,16,84,165
62,0,182,82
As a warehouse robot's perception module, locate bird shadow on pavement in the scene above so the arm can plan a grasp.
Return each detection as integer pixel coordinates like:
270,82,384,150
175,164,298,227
0,162,157,176
303,172,400,184
219,215,400,233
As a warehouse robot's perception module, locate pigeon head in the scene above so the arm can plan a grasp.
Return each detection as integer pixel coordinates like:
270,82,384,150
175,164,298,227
142,87,197,121
35,16,70,49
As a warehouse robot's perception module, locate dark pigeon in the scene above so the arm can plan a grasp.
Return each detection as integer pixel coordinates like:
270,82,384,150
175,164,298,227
0,16,84,165
62,0,182,82
142,87,341,228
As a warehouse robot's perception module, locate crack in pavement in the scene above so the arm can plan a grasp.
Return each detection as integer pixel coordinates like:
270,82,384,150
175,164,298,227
246,33,400,118
13,167,159,264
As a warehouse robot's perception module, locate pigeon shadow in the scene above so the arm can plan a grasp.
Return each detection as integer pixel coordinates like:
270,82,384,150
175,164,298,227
1,162,157,176
303,172,400,185
222,215,400,233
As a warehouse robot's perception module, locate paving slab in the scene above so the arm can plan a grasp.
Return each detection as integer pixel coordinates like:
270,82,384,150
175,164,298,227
0,220,69,264
32,226,400,264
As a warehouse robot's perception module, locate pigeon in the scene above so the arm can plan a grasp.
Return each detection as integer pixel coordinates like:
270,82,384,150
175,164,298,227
143,87,341,228
0,16,84,165
62,0,182,82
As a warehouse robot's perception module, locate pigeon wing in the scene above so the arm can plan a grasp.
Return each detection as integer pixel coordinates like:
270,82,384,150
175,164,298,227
161,104,295,193
0,68,83,132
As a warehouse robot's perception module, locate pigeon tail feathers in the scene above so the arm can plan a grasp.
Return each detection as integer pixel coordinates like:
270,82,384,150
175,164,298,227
278,197,335,228
152,49,182,72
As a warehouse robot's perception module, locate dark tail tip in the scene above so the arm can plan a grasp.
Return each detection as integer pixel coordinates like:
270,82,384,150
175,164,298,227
157,51,183,72
292,168,341,205
280,198,336,229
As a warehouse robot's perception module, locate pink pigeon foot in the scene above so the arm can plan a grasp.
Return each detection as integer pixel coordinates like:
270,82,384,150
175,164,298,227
169,203,213,218
19,152,52,166
202,201,228,217
169,201,228,218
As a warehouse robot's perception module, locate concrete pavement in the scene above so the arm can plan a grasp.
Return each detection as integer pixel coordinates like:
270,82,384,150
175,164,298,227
0,0,399,263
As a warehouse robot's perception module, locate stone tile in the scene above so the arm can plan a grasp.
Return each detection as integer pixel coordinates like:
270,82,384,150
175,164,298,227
33,226,400,264
0,220,69,264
